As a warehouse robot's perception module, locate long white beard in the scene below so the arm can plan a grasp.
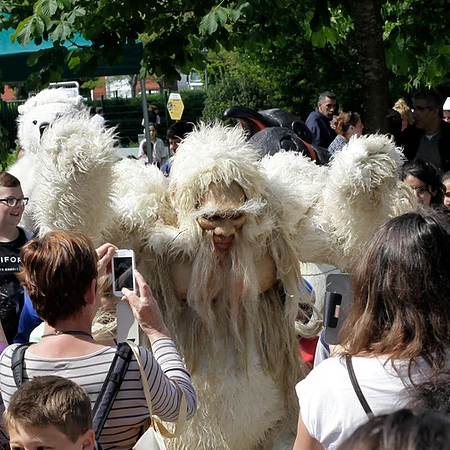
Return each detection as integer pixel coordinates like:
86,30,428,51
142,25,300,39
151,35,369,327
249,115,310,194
187,231,260,339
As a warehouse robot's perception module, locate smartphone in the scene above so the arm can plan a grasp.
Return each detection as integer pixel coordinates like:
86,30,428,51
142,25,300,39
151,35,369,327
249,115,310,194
116,300,140,344
112,249,136,297
323,273,353,345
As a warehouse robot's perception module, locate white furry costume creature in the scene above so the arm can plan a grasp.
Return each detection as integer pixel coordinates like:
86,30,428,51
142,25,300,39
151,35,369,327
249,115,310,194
9,88,116,238
13,89,417,450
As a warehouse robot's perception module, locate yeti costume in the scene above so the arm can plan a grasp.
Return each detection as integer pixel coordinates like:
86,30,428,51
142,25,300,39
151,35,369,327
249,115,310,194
11,89,417,450
9,88,116,238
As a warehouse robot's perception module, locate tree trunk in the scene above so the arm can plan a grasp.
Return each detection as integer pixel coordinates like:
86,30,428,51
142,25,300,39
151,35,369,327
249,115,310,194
351,0,390,134
130,74,138,98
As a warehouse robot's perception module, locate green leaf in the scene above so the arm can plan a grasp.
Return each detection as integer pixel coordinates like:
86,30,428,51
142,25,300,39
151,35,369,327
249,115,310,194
439,45,450,55
200,12,218,34
40,0,59,16
424,58,438,78
67,54,80,69
311,30,326,48
49,22,71,40
12,16,46,45
200,6,229,35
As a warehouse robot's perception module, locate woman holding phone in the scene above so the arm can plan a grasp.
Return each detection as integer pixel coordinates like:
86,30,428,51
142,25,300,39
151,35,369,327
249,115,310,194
0,230,197,449
293,211,450,450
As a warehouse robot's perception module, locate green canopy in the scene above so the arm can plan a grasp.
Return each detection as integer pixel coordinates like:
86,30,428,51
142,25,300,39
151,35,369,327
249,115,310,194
0,28,143,83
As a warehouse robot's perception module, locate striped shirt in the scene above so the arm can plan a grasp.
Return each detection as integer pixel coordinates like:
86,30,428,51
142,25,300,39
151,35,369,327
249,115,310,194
0,338,196,450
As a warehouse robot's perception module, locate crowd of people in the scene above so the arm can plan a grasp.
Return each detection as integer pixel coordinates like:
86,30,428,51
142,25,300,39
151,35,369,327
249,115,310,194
1,87,450,450
306,89,450,211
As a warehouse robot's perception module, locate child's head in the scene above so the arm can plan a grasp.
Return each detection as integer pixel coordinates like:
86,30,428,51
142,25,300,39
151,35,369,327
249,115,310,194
4,375,95,450
0,172,26,233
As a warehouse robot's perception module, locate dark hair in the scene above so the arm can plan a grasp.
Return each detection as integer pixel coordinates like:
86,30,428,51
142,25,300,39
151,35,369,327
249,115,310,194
340,211,450,376
167,121,195,140
318,91,336,103
407,369,450,416
338,409,450,450
401,159,445,206
95,106,103,114
413,89,443,111
4,375,92,443
18,230,98,326
335,112,361,136
0,172,21,188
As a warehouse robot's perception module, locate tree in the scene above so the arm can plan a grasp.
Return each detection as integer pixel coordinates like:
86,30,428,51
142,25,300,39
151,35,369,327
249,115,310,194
2,0,450,132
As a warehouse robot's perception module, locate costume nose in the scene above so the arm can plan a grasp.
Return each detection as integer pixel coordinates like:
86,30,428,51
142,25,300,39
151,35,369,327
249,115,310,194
214,219,236,237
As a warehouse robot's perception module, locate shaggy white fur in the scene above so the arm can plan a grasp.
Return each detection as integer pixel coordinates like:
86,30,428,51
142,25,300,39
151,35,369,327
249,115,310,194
16,101,417,450
263,133,417,270
32,110,116,244
9,89,95,233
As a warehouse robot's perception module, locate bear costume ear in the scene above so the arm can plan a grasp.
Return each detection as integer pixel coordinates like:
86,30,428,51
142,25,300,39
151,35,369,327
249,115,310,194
18,105,25,114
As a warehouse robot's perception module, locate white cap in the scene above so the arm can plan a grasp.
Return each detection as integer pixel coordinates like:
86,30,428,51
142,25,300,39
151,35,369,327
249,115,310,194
443,97,450,111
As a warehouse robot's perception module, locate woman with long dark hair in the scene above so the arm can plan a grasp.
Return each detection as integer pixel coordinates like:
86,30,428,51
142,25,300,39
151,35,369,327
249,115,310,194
293,211,450,450
401,159,445,207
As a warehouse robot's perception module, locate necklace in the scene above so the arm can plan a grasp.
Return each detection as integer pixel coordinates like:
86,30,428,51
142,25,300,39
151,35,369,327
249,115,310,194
41,330,93,339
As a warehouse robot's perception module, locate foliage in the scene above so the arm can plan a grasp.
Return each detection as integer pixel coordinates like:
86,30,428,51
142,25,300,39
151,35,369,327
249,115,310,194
203,36,363,122
0,123,11,170
383,0,450,90
81,78,106,91
202,56,273,122
2,0,450,132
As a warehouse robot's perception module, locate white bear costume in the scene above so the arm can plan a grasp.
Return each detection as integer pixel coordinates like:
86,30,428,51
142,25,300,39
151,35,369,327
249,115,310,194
10,89,417,450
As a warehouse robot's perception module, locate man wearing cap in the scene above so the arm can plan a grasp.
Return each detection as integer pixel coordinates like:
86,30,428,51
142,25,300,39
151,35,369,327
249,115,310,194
400,89,450,173
443,97,450,123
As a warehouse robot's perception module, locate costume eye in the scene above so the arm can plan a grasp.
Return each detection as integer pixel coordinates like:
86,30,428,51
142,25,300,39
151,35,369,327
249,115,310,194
203,214,221,221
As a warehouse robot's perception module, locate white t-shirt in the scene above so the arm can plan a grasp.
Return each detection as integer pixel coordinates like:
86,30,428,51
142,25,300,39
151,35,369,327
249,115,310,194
296,355,435,450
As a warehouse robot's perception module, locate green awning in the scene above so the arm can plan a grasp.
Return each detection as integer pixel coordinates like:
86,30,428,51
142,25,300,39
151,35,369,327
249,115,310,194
0,28,143,83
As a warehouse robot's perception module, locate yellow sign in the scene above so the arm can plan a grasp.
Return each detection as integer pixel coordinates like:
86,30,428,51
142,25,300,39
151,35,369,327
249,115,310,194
167,93,184,120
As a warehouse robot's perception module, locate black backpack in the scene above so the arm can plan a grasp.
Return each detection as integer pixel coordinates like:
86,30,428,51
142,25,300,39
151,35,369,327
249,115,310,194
11,341,133,450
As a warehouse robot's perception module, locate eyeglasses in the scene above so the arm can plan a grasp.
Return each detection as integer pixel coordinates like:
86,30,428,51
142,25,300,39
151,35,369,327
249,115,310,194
0,197,29,207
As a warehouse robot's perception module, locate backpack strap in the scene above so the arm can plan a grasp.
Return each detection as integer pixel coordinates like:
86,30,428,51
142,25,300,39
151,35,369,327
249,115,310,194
11,343,34,388
92,341,133,441
345,355,374,419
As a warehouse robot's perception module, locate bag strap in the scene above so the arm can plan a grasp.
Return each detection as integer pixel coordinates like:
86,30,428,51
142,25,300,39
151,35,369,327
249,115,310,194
345,355,375,419
92,342,133,440
11,343,34,388
126,340,187,438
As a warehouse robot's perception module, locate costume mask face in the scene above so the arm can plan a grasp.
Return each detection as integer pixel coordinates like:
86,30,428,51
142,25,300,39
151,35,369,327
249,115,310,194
196,182,247,252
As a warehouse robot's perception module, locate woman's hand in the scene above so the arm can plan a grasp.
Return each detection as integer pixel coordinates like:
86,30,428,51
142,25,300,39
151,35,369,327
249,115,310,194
96,243,117,278
121,270,171,343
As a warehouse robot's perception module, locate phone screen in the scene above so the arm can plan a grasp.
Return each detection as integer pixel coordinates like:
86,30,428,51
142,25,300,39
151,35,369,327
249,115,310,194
113,256,134,292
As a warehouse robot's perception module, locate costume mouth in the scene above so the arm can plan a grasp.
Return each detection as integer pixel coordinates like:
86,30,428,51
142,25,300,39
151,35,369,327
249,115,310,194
213,237,234,251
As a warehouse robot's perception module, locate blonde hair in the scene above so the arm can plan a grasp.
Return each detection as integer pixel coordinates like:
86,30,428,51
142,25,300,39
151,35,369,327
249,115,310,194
393,98,414,125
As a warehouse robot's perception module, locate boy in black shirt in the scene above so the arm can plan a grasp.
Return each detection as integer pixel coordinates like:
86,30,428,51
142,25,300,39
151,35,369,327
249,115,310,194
0,172,30,343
